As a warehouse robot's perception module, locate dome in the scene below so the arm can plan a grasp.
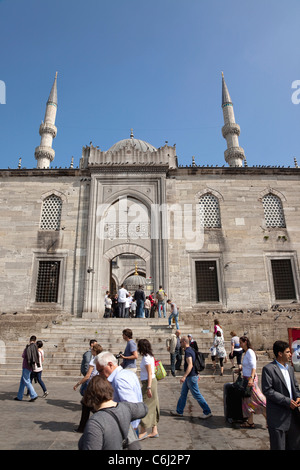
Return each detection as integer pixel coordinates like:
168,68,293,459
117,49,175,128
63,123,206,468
108,130,157,153
123,263,147,292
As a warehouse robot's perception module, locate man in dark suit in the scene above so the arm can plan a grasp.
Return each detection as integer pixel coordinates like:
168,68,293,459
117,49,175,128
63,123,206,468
261,340,300,450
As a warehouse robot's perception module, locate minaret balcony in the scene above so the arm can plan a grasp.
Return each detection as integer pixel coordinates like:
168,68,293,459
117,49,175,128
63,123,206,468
34,146,55,162
224,146,245,167
39,122,57,139
222,122,240,138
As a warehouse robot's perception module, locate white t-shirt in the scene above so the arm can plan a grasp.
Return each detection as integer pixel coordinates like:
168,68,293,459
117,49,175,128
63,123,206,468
118,287,128,303
33,350,44,372
242,348,256,377
89,357,98,380
140,354,155,381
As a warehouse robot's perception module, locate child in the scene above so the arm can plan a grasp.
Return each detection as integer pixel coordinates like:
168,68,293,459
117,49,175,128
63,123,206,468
130,299,137,317
144,296,151,318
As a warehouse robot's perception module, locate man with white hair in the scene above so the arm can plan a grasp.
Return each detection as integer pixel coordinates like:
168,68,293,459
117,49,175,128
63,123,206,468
95,351,143,434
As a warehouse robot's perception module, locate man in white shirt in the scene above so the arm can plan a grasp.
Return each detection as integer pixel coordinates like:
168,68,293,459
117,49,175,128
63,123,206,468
118,284,128,318
262,340,300,450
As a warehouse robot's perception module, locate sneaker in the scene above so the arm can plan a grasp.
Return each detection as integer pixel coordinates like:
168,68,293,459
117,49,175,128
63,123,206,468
167,325,172,328
199,413,212,419
170,410,183,417
42,391,49,398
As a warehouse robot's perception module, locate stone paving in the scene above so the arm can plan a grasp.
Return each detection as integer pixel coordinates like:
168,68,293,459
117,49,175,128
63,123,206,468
0,374,270,452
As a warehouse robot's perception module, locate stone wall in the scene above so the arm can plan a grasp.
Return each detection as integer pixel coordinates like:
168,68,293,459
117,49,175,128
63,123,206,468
181,306,300,351
166,167,300,313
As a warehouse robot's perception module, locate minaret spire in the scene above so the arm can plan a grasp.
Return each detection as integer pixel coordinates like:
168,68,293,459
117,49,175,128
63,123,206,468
35,72,58,169
221,72,245,167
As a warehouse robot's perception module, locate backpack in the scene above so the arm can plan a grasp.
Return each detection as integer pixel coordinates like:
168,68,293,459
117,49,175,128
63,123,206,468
156,290,165,301
194,350,205,374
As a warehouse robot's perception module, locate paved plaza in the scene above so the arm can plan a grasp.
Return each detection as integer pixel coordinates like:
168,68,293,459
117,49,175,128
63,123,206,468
0,375,270,453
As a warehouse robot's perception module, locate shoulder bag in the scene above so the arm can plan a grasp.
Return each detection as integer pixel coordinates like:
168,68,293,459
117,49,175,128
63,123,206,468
102,408,141,450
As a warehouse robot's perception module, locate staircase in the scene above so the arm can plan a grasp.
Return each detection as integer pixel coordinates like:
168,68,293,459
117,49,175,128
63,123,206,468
0,316,279,383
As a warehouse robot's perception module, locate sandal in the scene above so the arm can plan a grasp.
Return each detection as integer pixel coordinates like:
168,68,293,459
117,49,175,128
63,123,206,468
240,421,255,429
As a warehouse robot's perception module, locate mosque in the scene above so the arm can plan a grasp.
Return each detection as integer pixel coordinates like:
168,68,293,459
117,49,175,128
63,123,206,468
1,72,300,319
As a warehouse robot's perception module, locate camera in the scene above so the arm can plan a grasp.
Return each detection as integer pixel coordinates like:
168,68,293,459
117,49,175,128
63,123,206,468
115,351,123,359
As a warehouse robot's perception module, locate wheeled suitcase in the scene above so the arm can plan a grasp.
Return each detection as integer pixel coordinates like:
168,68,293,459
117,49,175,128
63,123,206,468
223,381,244,424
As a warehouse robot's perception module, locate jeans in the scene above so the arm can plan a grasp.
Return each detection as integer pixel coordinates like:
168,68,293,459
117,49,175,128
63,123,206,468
158,301,166,318
31,371,47,393
136,300,144,318
168,312,179,329
17,368,38,400
176,375,211,416
118,302,126,318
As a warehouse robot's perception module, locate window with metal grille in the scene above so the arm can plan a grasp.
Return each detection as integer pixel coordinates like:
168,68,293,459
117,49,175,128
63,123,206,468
199,194,221,228
35,261,60,303
271,259,296,300
195,260,219,302
40,195,62,230
262,194,286,228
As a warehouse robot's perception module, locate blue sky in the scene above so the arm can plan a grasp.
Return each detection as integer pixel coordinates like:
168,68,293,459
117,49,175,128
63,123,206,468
0,0,300,169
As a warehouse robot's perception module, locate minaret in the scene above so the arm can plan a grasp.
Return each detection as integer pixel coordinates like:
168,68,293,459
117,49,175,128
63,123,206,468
35,72,58,168
221,72,245,167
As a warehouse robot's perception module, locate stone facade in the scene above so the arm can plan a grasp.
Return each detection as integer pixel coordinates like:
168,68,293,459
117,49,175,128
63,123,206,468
0,73,300,340
0,164,299,322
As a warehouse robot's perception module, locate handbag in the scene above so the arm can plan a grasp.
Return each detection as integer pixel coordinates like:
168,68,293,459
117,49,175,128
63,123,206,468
154,359,167,380
102,409,140,450
232,373,252,398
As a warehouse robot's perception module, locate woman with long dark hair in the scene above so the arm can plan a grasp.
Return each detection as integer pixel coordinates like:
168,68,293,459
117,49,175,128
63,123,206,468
137,339,160,439
239,336,267,428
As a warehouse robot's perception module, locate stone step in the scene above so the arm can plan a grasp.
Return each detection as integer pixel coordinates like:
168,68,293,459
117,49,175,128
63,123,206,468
0,316,281,383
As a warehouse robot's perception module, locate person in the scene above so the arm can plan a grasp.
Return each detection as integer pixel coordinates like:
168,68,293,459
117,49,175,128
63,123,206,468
213,330,226,376
118,284,129,318
78,375,147,450
104,294,112,318
111,293,118,317
137,339,160,439
261,340,300,450
239,336,267,428
211,319,225,371
229,331,243,371
170,336,212,419
74,343,103,433
156,285,167,318
95,351,144,436
14,335,39,402
144,296,151,318
134,285,146,318
149,292,156,318
167,299,179,329
130,299,137,317
187,334,198,352
166,329,182,377
120,328,138,373
80,339,97,377
31,340,48,398
213,319,224,339
125,292,132,318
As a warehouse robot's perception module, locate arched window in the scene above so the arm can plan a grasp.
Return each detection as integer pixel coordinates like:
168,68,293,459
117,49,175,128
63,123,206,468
262,193,286,228
40,194,62,230
199,193,221,228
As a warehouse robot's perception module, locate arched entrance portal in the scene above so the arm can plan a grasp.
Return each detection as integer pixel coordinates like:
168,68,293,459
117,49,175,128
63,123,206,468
83,184,168,318
111,254,146,295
